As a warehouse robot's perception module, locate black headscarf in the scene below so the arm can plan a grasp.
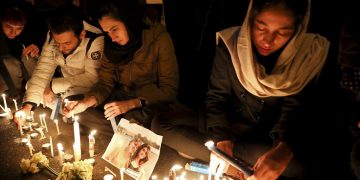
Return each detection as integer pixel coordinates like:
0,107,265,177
98,1,148,65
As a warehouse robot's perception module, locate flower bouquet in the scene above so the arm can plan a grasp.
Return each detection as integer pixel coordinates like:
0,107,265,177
56,159,93,180
20,152,50,174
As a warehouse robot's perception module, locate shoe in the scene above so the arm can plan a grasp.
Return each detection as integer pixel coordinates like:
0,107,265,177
178,151,196,160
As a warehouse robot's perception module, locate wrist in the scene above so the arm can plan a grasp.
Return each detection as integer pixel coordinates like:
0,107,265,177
84,96,97,108
22,103,33,112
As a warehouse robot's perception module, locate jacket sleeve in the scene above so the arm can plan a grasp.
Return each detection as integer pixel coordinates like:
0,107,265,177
86,54,117,106
205,45,234,142
51,36,103,93
23,32,58,105
135,32,179,104
269,81,314,152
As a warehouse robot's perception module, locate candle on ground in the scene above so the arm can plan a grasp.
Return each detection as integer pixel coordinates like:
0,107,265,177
57,143,64,166
49,136,54,157
54,119,60,135
2,94,7,110
89,130,96,157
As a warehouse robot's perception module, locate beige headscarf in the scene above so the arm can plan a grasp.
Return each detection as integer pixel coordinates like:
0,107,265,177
216,0,330,97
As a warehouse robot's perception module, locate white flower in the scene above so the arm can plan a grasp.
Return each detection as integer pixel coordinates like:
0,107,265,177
56,159,93,180
19,152,49,174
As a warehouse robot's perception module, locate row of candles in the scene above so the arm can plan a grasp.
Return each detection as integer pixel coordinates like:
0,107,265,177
1,94,97,167
4,94,235,180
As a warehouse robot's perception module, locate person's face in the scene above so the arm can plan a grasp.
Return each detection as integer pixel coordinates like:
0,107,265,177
251,7,295,56
99,16,129,45
139,147,149,159
1,22,25,39
53,31,83,55
129,142,138,154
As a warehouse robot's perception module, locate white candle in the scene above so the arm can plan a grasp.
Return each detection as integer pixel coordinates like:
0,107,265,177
49,136,54,157
88,130,96,157
205,141,253,177
120,168,125,180
28,142,33,156
103,174,114,180
13,99,18,111
57,143,64,166
2,94,7,110
19,116,23,136
42,114,48,132
54,119,60,135
73,143,81,161
39,115,44,127
73,117,81,160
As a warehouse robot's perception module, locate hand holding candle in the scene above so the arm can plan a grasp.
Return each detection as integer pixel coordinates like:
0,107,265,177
205,141,253,177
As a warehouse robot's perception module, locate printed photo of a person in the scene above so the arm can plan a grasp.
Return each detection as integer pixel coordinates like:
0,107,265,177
102,119,162,180
126,143,151,172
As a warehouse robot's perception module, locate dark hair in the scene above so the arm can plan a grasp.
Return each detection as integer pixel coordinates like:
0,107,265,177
95,1,146,38
131,143,150,166
0,6,27,25
47,5,84,36
249,0,308,31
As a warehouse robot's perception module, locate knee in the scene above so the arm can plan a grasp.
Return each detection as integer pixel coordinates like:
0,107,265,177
150,113,168,134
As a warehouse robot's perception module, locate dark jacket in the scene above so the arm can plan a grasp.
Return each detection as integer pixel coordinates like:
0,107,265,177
205,43,315,151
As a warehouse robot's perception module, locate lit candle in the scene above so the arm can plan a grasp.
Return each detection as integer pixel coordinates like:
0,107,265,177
103,174,114,180
73,116,81,161
169,165,182,180
88,130,96,157
57,143,64,166
54,119,60,135
17,113,24,136
30,132,38,139
39,115,44,127
42,114,48,132
2,94,8,110
204,141,253,177
120,168,125,180
73,143,81,161
28,142,33,156
13,99,18,111
49,136,54,157
151,175,158,180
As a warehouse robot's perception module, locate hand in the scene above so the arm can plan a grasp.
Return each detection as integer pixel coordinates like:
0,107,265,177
22,44,39,58
63,96,96,118
247,142,293,180
43,85,55,108
214,140,246,179
216,140,234,157
14,104,32,129
103,99,140,120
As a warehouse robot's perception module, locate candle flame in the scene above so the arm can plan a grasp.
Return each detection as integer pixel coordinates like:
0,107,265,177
205,141,215,148
57,143,63,151
90,130,97,136
171,164,182,171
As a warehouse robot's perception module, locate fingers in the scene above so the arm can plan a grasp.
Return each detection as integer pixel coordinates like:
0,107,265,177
22,44,39,57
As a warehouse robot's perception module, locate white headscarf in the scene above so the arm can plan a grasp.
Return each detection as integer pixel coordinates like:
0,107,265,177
217,0,330,97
